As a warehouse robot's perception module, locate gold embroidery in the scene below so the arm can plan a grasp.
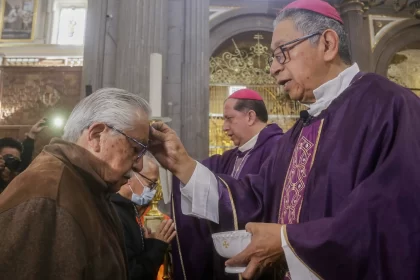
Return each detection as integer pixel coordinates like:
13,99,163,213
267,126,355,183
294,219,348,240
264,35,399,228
279,136,314,223
223,240,230,248
298,119,324,221
278,120,324,224
277,128,304,224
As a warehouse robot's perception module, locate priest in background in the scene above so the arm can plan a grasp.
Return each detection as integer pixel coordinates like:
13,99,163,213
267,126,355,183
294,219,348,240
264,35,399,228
149,0,420,279
172,89,283,280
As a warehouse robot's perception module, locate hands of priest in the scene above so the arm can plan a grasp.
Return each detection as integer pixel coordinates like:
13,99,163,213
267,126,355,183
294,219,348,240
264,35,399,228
149,122,196,184
226,223,285,279
146,219,177,244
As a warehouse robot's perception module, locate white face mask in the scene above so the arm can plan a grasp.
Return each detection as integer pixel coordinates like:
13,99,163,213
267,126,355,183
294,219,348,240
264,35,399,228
129,173,156,206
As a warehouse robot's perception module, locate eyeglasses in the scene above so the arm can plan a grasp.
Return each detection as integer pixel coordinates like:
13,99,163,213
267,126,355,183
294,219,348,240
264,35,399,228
107,125,148,161
268,32,321,66
138,172,158,190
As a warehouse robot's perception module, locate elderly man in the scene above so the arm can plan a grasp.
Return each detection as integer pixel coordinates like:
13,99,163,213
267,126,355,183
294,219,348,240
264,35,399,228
172,89,283,280
149,0,420,279
111,154,176,280
0,88,150,279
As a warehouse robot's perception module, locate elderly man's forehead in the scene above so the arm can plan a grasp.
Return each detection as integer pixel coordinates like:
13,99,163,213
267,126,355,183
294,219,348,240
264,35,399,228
270,19,300,50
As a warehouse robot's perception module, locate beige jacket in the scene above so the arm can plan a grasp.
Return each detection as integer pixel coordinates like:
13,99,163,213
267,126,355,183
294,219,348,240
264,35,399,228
0,139,128,280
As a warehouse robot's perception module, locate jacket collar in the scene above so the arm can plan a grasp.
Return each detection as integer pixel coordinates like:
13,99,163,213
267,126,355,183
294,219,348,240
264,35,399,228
43,138,109,193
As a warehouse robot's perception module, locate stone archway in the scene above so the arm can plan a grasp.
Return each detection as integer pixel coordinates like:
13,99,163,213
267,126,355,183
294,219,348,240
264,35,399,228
372,19,420,76
207,8,278,155
209,7,277,56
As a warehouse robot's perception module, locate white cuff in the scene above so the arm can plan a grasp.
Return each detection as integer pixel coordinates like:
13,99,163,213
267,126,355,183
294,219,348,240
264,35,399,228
281,226,320,280
179,161,219,223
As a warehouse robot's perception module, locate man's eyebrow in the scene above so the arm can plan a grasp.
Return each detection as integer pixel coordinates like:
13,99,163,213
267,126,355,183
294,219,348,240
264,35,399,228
271,40,286,51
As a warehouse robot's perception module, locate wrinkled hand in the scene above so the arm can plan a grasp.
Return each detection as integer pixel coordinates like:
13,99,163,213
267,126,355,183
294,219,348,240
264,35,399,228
27,118,47,139
226,223,285,279
149,122,196,184
147,219,176,244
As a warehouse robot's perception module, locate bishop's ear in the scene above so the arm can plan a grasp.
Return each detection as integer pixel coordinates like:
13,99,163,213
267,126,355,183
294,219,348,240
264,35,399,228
247,110,258,125
320,29,339,62
87,122,107,152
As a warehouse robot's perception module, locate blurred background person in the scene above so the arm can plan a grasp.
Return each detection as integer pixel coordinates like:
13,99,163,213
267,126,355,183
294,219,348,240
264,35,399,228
112,154,176,280
0,118,46,193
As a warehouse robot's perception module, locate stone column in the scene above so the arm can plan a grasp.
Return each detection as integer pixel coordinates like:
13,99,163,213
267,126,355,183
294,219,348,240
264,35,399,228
84,0,209,160
181,0,210,160
83,0,113,94
340,0,370,71
165,0,184,137
115,0,168,100
165,0,210,160
84,0,167,98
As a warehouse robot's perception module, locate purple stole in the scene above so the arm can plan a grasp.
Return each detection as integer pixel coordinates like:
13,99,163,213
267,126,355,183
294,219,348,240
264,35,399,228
231,150,252,179
278,119,324,279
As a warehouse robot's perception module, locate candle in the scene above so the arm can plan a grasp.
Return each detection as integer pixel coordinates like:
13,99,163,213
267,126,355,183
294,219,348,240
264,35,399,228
149,53,162,117
159,166,172,204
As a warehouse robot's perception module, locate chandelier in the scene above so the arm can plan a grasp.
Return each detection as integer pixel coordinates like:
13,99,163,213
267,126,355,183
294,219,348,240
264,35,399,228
210,34,275,85
362,0,420,18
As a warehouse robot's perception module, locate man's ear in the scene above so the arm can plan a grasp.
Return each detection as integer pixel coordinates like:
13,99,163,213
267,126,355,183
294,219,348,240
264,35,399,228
247,110,258,125
320,29,339,62
87,123,107,152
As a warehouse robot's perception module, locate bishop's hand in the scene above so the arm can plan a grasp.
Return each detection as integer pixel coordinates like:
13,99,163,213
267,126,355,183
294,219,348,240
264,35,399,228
149,122,196,184
225,223,285,279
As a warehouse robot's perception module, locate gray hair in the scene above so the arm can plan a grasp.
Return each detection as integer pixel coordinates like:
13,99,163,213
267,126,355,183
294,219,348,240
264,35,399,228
63,88,151,142
274,9,352,65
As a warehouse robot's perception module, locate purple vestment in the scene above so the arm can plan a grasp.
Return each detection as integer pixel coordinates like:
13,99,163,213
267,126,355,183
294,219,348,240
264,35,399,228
171,124,284,280
211,73,420,279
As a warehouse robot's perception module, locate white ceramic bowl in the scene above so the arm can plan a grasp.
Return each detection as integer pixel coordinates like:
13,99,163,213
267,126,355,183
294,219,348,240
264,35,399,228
211,230,251,258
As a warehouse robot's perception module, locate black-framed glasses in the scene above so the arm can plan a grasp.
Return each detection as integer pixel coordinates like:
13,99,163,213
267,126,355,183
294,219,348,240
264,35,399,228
268,32,321,66
138,172,158,190
107,125,148,161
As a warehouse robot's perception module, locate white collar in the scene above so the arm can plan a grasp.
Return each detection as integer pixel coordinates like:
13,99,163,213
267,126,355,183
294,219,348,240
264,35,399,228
307,63,360,117
238,132,260,152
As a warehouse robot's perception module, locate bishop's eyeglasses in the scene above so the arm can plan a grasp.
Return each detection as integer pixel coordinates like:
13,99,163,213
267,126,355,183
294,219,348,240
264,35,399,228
268,32,321,66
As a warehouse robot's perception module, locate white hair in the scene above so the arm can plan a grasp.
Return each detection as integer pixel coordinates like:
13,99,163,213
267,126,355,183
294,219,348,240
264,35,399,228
274,9,352,65
63,88,151,142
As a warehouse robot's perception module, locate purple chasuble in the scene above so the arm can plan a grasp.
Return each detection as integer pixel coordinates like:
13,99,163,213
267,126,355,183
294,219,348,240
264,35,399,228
171,124,283,280
209,73,420,280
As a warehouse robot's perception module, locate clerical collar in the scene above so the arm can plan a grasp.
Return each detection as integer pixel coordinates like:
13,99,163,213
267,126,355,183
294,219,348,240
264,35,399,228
238,132,260,152
307,63,360,117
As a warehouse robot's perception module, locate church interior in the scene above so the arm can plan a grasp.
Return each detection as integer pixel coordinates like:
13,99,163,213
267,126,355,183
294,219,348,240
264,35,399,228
1,0,420,279
0,0,419,159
